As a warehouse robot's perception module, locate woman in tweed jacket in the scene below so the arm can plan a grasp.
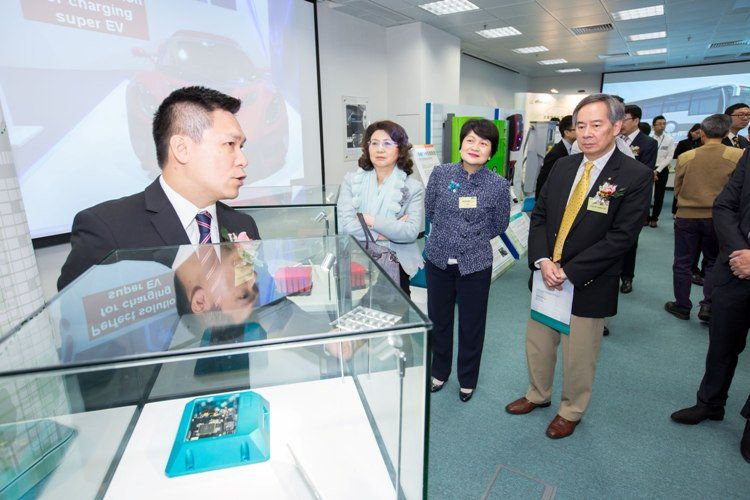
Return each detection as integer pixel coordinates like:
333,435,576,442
425,118,511,402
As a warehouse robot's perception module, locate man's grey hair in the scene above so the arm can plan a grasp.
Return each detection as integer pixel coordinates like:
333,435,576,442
700,113,732,139
572,93,625,126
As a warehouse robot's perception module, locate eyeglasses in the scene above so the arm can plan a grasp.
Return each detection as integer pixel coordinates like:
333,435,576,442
367,140,398,149
730,113,750,119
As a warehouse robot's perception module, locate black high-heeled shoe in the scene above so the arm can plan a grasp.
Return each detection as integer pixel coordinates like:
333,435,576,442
459,388,474,402
430,378,446,393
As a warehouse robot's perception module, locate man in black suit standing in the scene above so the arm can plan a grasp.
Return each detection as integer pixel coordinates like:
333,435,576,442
618,104,657,294
58,86,260,290
535,115,576,196
722,103,750,149
505,94,652,439
671,148,750,463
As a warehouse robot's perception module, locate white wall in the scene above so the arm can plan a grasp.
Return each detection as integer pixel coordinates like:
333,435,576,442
527,73,602,95
317,6,388,185
419,23,460,109
460,54,530,110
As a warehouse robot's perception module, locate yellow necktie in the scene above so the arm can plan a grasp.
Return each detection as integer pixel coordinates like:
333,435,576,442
553,161,594,262
732,136,740,148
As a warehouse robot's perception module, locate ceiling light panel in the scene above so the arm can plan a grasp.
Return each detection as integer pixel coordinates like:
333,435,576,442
611,5,664,21
635,48,667,55
476,27,522,38
513,46,548,54
419,0,479,16
628,31,666,41
538,58,567,65
556,68,581,73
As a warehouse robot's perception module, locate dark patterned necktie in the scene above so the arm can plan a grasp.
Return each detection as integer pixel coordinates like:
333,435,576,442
732,136,740,148
196,211,212,244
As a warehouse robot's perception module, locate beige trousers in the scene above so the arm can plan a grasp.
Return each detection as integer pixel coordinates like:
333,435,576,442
524,315,605,422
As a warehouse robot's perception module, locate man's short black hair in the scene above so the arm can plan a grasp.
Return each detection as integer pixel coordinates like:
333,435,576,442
652,115,666,125
459,119,500,158
624,104,642,121
638,122,651,136
725,102,749,116
558,115,574,136
153,86,241,168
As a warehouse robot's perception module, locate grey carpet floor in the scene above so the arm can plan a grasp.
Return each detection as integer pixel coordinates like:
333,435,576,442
426,194,750,499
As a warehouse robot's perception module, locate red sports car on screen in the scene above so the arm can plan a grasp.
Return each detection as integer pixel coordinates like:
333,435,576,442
126,30,289,181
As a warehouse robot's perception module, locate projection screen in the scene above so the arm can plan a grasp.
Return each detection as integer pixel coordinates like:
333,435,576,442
0,0,322,238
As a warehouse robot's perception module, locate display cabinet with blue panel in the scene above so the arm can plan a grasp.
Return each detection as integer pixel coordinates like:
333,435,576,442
0,237,430,499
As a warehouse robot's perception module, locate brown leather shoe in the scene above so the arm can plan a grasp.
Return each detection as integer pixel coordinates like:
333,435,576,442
505,397,551,415
545,415,580,439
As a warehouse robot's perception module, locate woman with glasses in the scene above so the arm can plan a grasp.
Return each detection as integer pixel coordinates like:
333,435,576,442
425,119,510,402
337,120,424,295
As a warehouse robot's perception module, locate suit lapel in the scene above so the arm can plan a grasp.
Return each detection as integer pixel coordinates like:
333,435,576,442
145,178,191,246
568,149,623,234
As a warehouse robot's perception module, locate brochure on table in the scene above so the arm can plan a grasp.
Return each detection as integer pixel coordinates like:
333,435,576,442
501,208,530,259
411,144,441,185
490,236,515,281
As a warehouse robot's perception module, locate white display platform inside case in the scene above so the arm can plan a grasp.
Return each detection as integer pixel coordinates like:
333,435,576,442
106,377,395,499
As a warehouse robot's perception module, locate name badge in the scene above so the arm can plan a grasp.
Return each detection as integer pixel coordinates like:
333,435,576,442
459,196,477,209
587,197,609,214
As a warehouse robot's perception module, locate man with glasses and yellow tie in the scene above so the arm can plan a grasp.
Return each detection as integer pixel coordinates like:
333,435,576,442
723,103,750,150
505,94,652,439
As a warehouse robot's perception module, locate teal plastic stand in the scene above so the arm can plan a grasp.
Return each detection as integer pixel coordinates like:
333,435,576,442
165,391,270,477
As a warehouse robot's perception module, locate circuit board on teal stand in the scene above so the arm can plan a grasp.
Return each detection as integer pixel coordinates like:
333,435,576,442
165,391,270,477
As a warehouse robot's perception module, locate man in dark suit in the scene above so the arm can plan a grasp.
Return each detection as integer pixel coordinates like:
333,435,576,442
722,103,750,149
535,115,576,196
505,94,652,439
58,86,260,290
671,148,750,463
618,104,658,293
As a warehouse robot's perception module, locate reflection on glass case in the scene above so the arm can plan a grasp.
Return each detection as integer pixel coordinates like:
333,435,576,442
0,236,430,499
226,185,340,239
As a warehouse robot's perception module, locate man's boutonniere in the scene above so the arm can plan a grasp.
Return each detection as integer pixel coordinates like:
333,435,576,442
595,181,625,202
220,227,252,243
630,145,640,156
448,180,461,193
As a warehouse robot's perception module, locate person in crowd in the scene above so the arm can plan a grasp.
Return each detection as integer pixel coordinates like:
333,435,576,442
618,104,658,294
337,120,424,295
671,148,750,464
672,124,703,218
505,94,651,439
672,124,707,284
723,103,750,149
638,122,651,136
665,114,744,322
425,119,510,402
535,115,575,195
58,86,260,291
648,115,676,228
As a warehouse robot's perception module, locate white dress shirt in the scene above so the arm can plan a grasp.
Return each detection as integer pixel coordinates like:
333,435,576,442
652,133,676,173
567,144,616,203
159,175,219,244
621,129,639,145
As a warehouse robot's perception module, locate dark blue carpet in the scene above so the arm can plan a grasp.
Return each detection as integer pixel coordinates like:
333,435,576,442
427,193,750,499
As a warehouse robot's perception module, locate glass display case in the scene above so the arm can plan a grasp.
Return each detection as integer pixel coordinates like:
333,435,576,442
225,185,340,239
0,236,430,499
